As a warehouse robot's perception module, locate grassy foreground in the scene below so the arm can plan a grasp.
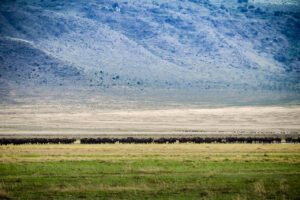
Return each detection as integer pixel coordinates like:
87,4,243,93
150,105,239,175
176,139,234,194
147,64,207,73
0,144,300,199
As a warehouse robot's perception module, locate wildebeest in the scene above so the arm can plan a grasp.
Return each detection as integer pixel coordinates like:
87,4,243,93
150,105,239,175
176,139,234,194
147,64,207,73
0,138,76,145
0,137,297,145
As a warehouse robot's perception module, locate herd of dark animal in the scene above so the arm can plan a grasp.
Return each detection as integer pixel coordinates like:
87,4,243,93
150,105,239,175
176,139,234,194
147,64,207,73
80,137,299,144
0,137,299,145
0,138,76,145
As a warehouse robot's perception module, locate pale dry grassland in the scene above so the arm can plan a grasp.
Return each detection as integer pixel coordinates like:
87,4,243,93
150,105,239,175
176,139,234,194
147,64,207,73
1,144,300,163
0,105,299,135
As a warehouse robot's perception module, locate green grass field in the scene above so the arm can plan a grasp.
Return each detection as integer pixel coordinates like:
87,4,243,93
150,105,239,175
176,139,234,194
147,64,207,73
0,144,300,199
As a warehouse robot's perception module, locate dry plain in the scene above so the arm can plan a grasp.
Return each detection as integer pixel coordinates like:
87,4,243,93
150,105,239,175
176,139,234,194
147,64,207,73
0,105,299,136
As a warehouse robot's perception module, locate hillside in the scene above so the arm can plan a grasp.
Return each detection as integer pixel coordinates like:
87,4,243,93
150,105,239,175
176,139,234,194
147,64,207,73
0,0,299,104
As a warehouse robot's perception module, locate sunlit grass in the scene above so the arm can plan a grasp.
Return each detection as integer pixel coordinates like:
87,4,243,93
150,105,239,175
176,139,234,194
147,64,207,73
0,144,299,199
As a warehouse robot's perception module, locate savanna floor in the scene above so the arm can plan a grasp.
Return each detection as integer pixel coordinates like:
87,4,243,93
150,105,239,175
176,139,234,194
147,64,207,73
0,144,300,199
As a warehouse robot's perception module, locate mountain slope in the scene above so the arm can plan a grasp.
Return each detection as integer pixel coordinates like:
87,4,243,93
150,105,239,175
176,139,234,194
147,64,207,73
0,0,299,103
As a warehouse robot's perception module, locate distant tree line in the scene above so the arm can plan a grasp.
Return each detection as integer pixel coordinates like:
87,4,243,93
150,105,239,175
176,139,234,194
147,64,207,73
1,137,300,145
